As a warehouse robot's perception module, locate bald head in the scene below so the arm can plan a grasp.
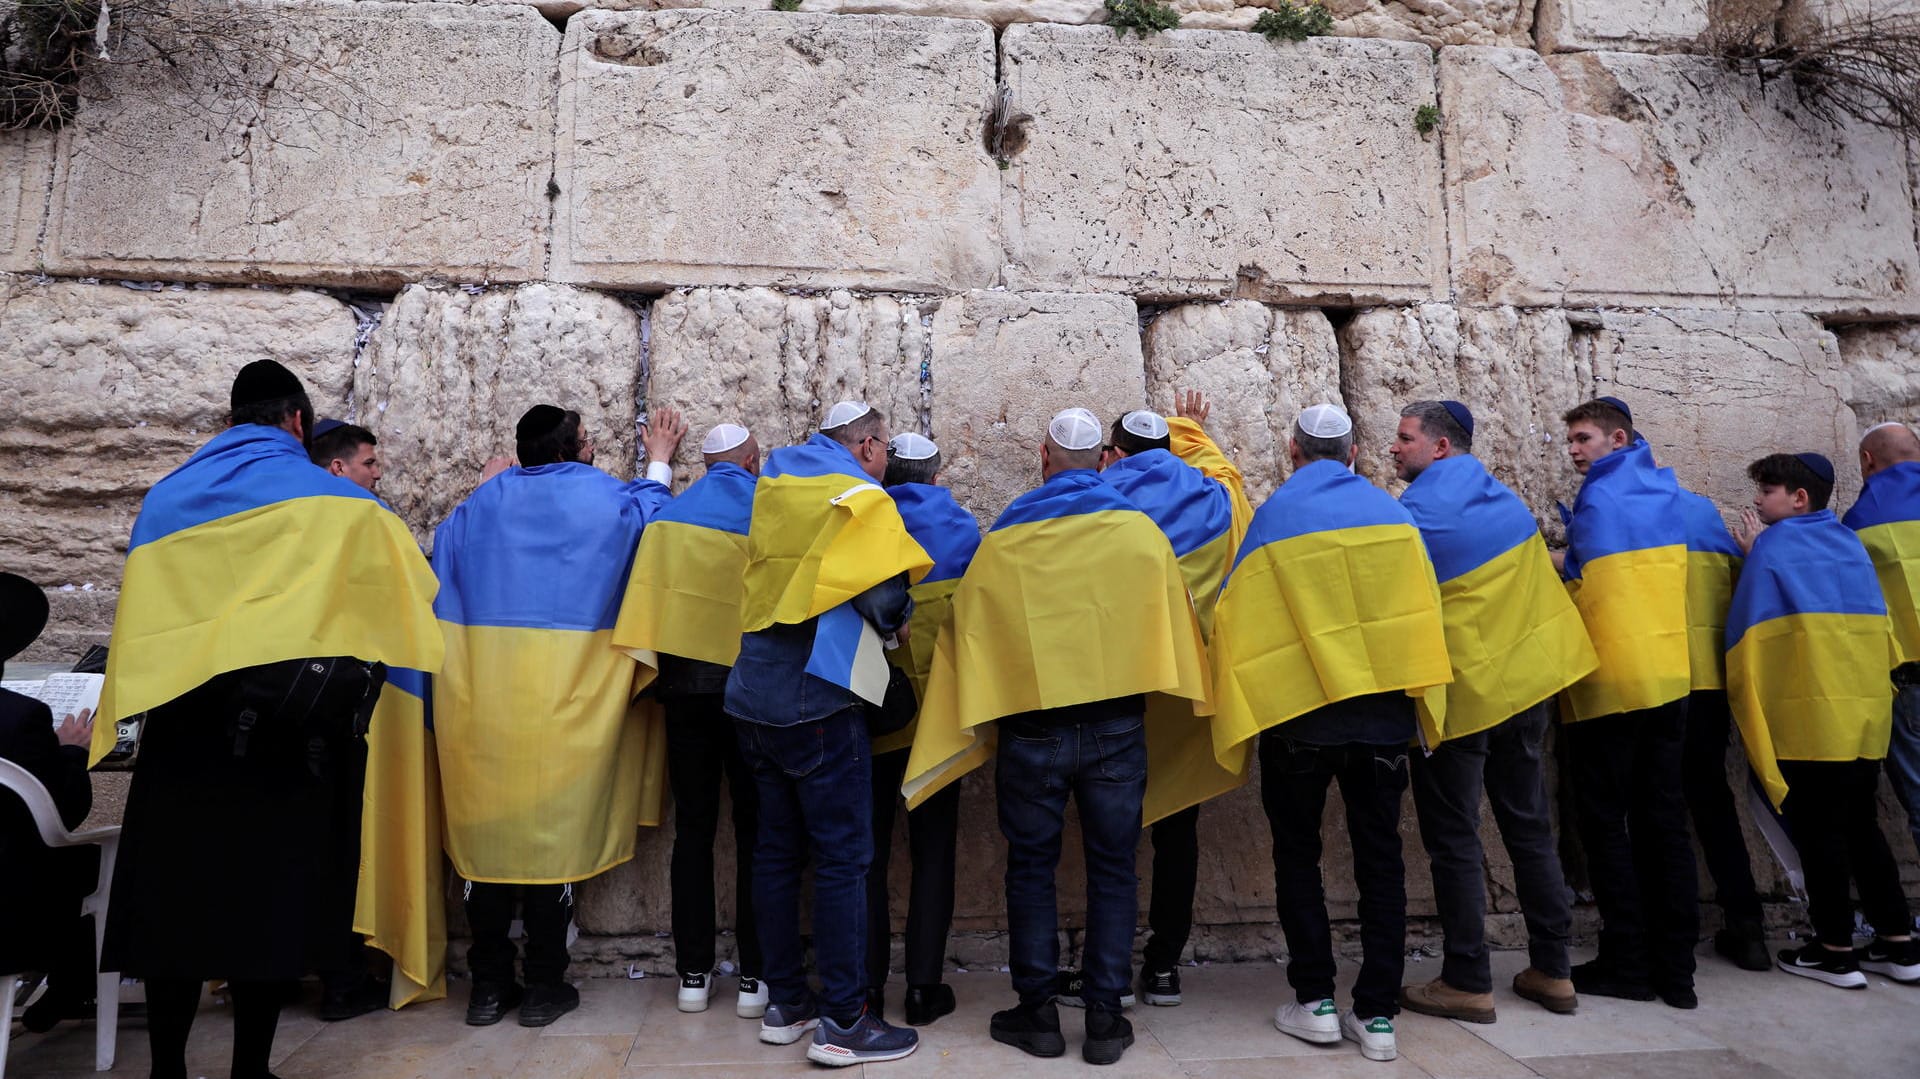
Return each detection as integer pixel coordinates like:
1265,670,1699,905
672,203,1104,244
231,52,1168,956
704,432,761,475
1860,422,1920,480
1041,433,1101,478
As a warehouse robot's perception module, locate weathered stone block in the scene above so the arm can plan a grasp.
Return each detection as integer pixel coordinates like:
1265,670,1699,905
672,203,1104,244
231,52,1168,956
0,276,355,590
552,10,1000,293
19,587,117,666
46,0,556,287
1003,26,1447,304
1340,305,1582,538
1141,300,1343,503
355,283,643,539
1535,0,1708,52
1169,1,1535,45
928,291,1145,522
1839,322,1920,427
1441,47,1920,315
0,130,51,272
646,287,930,482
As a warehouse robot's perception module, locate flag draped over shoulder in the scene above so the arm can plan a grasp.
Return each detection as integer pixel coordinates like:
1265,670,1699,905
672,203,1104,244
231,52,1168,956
1101,434,1240,638
1726,510,1895,810
611,462,757,671
1400,455,1596,741
1211,460,1452,749
873,483,981,756
431,464,671,885
1843,460,1920,667
94,425,442,764
1679,489,1743,692
1559,441,1691,722
354,667,445,1009
902,470,1219,823
1167,416,1254,560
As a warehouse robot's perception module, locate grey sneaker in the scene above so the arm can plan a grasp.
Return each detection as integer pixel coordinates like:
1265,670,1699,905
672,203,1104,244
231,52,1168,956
806,1010,919,1067
759,998,821,1045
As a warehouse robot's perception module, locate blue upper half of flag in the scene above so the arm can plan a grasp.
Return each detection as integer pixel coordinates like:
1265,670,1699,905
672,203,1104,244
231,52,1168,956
1232,460,1414,575
1397,455,1537,583
656,462,756,535
1101,448,1235,559
992,469,1146,533
763,434,872,484
1843,460,1920,532
1677,488,1742,558
130,425,382,550
1725,510,1887,652
1563,440,1686,581
890,483,980,584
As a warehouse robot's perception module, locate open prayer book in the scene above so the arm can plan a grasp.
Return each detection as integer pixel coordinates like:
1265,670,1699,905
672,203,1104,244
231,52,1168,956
1,672,105,726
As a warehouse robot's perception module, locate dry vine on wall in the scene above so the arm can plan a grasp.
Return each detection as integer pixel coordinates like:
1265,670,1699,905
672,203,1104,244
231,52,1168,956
1701,3,1920,136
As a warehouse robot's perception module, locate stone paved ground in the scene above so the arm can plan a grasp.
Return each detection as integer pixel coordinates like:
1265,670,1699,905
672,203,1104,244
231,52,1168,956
10,944,1920,1078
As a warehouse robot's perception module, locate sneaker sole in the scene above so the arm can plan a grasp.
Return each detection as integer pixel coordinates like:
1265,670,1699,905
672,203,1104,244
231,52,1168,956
1057,994,1135,1009
990,1027,1067,1058
1399,997,1495,1024
1142,992,1182,1006
806,1040,918,1067
1777,960,1868,990
464,1010,509,1027
1343,1030,1397,1063
760,1018,820,1045
1082,1031,1135,1065
736,997,769,1019
1275,1019,1342,1045
518,1001,579,1028
1512,985,1578,1015
1859,960,1920,984
677,996,710,1014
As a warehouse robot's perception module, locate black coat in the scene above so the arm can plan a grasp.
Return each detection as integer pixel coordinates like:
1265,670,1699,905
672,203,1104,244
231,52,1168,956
0,686,95,973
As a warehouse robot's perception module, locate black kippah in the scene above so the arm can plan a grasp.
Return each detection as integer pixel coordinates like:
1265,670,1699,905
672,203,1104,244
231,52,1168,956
1794,452,1836,485
1440,400,1475,439
517,404,567,444
231,359,304,409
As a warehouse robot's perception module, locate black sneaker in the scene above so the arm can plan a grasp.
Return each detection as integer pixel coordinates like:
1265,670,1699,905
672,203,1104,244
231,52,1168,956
1140,968,1182,1007
1713,921,1772,972
1055,968,1135,1009
1653,981,1698,1010
1082,1007,1135,1066
1855,938,1920,984
1777,942,1867,989
904,983,956,1026
518,981,581,1027
319,979,390,1022
990,999,1066,1058
465,981,524,1026
1570,959,1656,1002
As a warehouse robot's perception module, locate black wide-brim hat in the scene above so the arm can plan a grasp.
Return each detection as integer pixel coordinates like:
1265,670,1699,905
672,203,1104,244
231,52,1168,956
0,572,49,664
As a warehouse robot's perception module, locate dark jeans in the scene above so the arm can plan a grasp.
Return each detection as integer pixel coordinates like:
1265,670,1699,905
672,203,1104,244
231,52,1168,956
1680,690,1763,924
666,694,762,978
1565,701,1699,989
465,881,574,987
867,747,962,989
736,709,873,1025
1886,680,1920,865
1410,701,1572,992
1142,804,1200,974
1260,733,1409,1021
998,710,1147,1012
1779,758,1911,944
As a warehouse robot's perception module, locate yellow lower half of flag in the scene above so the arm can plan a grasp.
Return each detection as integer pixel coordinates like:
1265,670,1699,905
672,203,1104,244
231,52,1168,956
353,688,445,1009
1729,611,1895,810
1563,547,1691,722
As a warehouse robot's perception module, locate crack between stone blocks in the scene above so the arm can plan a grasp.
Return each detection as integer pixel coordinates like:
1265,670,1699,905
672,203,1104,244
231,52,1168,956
538,10,571,284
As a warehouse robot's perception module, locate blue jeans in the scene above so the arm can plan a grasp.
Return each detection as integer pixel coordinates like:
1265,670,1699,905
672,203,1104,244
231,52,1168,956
735,709,873,1023
997,711,1147,1011
1887,683,1920,868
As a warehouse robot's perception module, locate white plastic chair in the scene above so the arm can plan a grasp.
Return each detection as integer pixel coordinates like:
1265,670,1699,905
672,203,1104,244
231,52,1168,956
0,757,121,1075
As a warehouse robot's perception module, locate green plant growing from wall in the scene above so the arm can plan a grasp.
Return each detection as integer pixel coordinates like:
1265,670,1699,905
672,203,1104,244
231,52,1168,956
771,0,802,10
1252,2,1334,43
1105,0,1181,38
1414,104,1440,135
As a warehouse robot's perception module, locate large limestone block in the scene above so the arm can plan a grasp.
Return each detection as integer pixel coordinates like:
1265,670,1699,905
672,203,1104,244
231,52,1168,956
928,291,1145,522
1340,305,1582,537
1574,310,1857,515
0,130,51,272
593,0,1106,24
647,287,930,481
355,283,643,539
46,0,556,287
1168,0,1534,45
0,276,355,589
20,588,118,666
1535,0,1708,51
1002,26,1446,305
1839,322,1920,427
1441,47,1920,316
1140,300,1343,502
553,10,1000,293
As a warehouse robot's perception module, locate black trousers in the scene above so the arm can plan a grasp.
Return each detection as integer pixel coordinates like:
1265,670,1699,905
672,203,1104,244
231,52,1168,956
1779,758,1911,945
1565,701,1699,989
1142,804,1200,974
465,881,573,987
666,694,762,978
1260,733,1409,1021
1680,690,1763,925
318,736,373,994
867,747,963,988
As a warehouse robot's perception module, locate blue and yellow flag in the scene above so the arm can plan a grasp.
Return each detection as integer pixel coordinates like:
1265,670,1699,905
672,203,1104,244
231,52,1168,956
431,464,672,885
1211,459,1453,749
902,470,1224,824
873,482,980,756
742,435,933,705
1559,440,1690,722
1843,460,1920,667
1679,488,1742,692
95,425,441,763
1725,510,1895,809
1400,455,1596,741
1101,427,1242,639
353,667,445,1009
611,462,756,671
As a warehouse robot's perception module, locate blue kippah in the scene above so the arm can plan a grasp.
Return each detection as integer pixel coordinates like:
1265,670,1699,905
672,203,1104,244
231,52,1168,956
1596,396,1633,424
1794,452,1836,485
1440,400,1474,439
312,417,347,440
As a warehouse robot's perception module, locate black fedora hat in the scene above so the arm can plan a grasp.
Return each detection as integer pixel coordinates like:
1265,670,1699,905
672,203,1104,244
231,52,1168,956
1,572,50,664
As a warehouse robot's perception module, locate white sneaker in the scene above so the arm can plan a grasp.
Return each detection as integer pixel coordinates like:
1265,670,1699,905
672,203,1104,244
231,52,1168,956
736,976,769,1018
1273,998,1341,1044
677,971,712,1013
1341,1010,1397,1062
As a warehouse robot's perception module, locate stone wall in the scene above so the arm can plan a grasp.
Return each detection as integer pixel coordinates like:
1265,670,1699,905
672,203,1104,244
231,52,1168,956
6,0,1919,974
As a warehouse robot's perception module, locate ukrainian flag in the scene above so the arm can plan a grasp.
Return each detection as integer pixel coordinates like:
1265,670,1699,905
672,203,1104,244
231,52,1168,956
1400,455,1596,741
1842,460,1920,666
611,462,757,671
1211,460,1452,749
741,435,933,705
1168,416,1254,560
872,483,980,756
1559,440,1691,722
94,425,441,763
1679,488,1743,691
1102,426,1241,639
902,470,1224,824
1725,510,1895,809
353,667,445,1008
431,464,672,884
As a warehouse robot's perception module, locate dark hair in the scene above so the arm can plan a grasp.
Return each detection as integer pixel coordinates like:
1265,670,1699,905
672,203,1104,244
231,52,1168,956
1562,399,1632,437
231,392,314,440
517,410,585,466
883,450,942,487
1400,400,1472,451
1747,453,1832,511
309,423,376,468
823,411,886,449
1107,418,1170,457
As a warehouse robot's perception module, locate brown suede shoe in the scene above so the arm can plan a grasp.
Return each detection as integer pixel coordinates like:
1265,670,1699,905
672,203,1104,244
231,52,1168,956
1512,967,1578,1015
1398,977,1496,1024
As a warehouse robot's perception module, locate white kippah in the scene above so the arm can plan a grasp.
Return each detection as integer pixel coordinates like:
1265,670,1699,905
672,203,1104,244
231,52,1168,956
1296,402,1353,439
822,400,873,430
700,423,750,454
1121,410,1169,440
1861,420,1914,444
889,432,938,461
1048,407,1103,452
